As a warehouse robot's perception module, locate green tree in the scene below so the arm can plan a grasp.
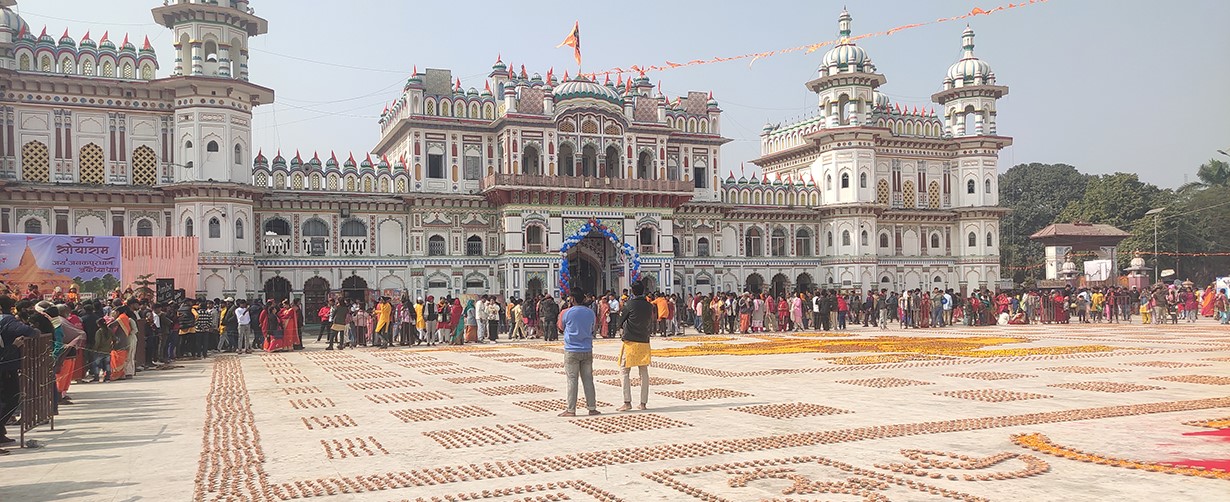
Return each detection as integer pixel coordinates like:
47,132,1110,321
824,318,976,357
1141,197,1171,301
1119,186,1230,284
998,163,1091,283
1179,158,1230,192
1057,172,1161,229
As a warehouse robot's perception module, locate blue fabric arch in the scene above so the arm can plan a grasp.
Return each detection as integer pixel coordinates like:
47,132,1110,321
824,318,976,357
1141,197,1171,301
559,218,640,294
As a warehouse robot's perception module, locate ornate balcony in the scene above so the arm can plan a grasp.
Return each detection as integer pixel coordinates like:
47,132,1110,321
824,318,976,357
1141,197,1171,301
339,236,369,256
263,235,291,256
482,173,694,193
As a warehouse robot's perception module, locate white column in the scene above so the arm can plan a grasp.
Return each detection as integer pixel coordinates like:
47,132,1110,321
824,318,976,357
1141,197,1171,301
190,42,203,75
217,45,232,78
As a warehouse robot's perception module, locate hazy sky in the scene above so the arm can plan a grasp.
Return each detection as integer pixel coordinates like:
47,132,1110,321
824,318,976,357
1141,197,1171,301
15,0,1230,188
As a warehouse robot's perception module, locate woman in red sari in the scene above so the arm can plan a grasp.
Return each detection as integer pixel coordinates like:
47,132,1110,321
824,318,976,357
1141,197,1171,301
597,295,610,338
1052,291,1069,324
919,293,931,328
263,300,288,352
1200,285,1216,318
278,301,300,351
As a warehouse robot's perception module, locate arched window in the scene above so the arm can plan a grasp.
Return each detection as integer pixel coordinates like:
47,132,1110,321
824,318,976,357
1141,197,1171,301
826,231,834,248
185,218,194,237
840,173,849,189
826,174,833,190
428,235,446,256
20,140,49,182
876,179,890,204
558,143,575,176
136,219,154,237
581,144,598,177
986,232,994,247
770,228,787,256
879,232,889,248
794,228,812,256
184,140,193,150
466,235,483,256
637,151,653,180
859,172,867,188
930,233,941,249
23,218,42,234
860,230,868,247
206,140,219,152
841,230,851,247
967,179,976,194
985,179,992,194
521,144,541,175
234,144,243,165
968,232,977,247
744,227,763,257
302,218,328,237
604,145,620,178
672,237,682,258
639,227,656,253
208,217,221,238
696,237,710,257
525,224,544,253
235,219,245,240
340,219,366,237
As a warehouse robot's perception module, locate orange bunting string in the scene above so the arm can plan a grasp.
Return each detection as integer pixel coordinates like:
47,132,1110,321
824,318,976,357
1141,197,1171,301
582,0,1048,79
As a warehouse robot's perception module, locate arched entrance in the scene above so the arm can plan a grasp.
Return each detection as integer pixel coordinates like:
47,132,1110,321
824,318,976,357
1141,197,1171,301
771,273,790,297
303,277,330,321
559,218,641,295
640,274,659,294
526,277,544,298
264,276,291,303
745,273,764,294
567,251,603,296
341,275,368,304
796,273,814,293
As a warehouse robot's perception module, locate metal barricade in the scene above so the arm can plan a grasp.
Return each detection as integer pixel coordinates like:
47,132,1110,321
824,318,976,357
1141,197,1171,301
19,333,55,447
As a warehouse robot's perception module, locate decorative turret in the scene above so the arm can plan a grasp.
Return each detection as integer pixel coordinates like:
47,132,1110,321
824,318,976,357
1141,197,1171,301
325,151,339,171
807,9,885,129
343,153,357,171
932,25,1008,138
57,29,74,49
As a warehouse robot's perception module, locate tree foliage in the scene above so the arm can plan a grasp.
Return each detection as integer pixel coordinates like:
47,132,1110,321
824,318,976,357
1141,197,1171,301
1057,172,1162,229
998,163,1091,283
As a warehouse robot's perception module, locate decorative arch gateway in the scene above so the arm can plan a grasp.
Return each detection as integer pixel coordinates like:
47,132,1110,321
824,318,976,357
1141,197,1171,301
558,218,641,294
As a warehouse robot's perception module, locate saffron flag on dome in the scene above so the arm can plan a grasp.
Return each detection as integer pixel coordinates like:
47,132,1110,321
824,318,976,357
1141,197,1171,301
556,21,581,67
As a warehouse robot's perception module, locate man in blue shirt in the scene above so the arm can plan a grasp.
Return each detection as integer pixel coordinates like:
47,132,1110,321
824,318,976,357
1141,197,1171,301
558,289,600,417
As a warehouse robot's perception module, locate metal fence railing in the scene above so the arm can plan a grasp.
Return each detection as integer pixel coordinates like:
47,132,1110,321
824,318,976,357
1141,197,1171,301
20,333,55,447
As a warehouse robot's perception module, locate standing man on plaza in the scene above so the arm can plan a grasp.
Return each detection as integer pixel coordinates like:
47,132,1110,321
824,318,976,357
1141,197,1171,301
539,294,560,342
558,289,600,417
235,299,252,354
617,280,653,412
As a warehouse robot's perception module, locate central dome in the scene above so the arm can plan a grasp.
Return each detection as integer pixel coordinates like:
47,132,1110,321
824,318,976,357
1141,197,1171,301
553,77,623,106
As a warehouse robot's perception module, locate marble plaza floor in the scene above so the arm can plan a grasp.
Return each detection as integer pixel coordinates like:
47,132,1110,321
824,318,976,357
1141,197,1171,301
2,321,1229,501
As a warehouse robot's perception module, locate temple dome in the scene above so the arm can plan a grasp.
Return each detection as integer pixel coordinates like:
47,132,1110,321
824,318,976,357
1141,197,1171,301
553,77,623,106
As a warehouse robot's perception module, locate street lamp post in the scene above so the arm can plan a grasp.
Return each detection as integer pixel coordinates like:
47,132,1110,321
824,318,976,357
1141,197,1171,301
1145,207,1166,284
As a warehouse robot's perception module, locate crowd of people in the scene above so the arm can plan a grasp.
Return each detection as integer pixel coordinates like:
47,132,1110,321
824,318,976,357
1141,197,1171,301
2,276,1226,453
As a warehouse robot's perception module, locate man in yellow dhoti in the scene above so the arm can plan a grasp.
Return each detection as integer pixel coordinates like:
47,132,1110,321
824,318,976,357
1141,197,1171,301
617,280,653,412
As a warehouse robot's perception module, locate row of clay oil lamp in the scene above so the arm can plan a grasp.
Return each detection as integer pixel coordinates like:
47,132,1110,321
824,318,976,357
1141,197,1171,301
836,377,934,388
281,385,322,395
364,391,454,404
729,403,851,419
1124,360,1211,368
273,375,310,384
262,361,296,369
492,356,552,363
475,384,556,396
1048,382,1164,393
1013,432,1230,480
942,372,1037,381
318,364,384,372
420,367,485,375
423,424,552,449
331,370,401,381
268,367,304,375
347,379,425,391
568,414,692,435
556,368,620,377
402,360,460,368
934,389,1053,402
597,377,683,386
390,405,495,423
288,397,337,410
513,399,614,413
525,362,566,369
1152,374,1230,385
657,388,753,402
442,374,514,384
301,413,358,430
875,448,1050,481
195,358,272,500
284,481,617,500
1038,365,1129,374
